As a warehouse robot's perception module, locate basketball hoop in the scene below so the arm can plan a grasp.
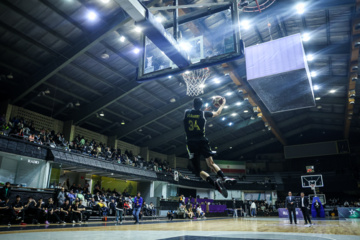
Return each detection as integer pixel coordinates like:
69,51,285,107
239,0,276,13
182,68,211,96
310,184,315,191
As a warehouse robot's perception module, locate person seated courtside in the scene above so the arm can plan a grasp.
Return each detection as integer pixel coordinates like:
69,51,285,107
60,199,72,223
78,200,91,222
71,201,82,223
167,210,174,221
0,198,12,226
24,196,38,224
45,198,62,224
12,195,26,225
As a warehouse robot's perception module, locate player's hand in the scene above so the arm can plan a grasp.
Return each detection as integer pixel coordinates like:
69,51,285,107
222,97,226,106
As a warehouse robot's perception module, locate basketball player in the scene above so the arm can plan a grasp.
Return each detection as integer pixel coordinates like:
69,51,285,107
184,97,236,198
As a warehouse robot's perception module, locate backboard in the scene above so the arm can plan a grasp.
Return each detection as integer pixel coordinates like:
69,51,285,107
137,1,244,82
301,174,324,188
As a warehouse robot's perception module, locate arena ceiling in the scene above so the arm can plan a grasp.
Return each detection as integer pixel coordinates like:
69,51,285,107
0,0,359,159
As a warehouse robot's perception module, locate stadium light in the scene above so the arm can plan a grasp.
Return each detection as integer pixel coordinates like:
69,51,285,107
241,20,250,30
313,85,320,90
311,71,317,77
133,48,140,54
302,33,311,42
87,11,98,21
119,36,126,42
295,3,305,14
329,89,336,94
307,54,314,61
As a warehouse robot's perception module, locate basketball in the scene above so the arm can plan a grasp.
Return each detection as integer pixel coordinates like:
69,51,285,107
212,96,224,108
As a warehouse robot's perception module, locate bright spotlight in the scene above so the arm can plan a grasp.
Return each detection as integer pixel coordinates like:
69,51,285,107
205,103,209,107
87,11,98,21
307,54,314,61
214,78,220,84
302,33,310,42
313,85,320,90
225,92,233,96
101,0,110,3
168,75,172,79
329,89,336,94
221,117,226,121
236,102,242,106
311,71,317,77
243,110,249,113
155,16,163,23
315,97,321,100
135,27,142,33
199,84,206,89
295,3,305,14
231,113,238,117
179,42,192,52
224,106,229,109
241,20,250,30
119,36,126,42
133,48,140,54
228,122,233,126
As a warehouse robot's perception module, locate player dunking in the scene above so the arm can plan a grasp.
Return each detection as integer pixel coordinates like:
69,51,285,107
184,97,236,198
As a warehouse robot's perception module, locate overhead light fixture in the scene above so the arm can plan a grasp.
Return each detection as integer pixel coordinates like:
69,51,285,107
349,89,356,97
100,0,110,3
317,105,322,109
349,111,353,115
267,126,272,131
155,16,163,23
349,97,355,104
221,117,226,121
135,27,142,33
75,101,80,107
355,42,360,48
250,115,255,120
313,85,320,90
236,102,242,106
243,110,249,113
352,76,358,81
169,98,176,103
351,65,358,71
315,97,321,100
101,51,109,59
295,2,305,14
168,75,172,79
179,42,192,52
184,71,190,74
224,106,229,109
257,112,263,118
7,73,13,79
231,113,237,117
199,84,206,89
99,111,105,117
133,48,140,54
253,106,259,112
37,91,45,97
208,123,213,127
306,54,314,61
228,122,233,126
240,20,250,30
302,33,311,42
44,89,50,94
87,11,98,21
67,102,74,108
226,92,233,96
214,78,220,84
205,103,209,107
329,89,336,94
121,120,125,125
119,36,126,42
264,122,269,127
311,71,317,77
138,128,143,132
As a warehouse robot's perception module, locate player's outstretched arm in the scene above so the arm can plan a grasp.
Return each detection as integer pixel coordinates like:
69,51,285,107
212,98,226,117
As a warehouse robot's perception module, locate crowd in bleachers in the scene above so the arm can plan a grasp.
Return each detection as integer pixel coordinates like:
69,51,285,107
0,181,156,226
0,116,193,179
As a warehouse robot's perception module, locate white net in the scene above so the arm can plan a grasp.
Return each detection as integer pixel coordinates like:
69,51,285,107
182,68,211,96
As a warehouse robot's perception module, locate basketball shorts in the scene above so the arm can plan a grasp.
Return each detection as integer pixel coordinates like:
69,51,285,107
186,139,215,159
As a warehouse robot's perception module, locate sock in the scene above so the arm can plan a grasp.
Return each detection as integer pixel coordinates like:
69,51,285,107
206,177,215,187
217,170,225,179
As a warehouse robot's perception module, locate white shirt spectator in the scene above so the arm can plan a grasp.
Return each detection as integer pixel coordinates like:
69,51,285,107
344,201,349,207
251,202,256,209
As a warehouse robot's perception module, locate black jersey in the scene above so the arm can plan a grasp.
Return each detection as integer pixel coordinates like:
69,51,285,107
183,109,213,141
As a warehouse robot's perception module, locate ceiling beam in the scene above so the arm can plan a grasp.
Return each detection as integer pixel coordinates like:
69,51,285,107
224,63,288,145
344,2,360,138
10,6,131,104
223,124,343,158
114,82,234,139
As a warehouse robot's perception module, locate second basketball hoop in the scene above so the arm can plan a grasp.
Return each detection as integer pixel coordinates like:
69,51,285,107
182,68,211,97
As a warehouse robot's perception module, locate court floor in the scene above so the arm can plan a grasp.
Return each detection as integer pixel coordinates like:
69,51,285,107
0,217,359,240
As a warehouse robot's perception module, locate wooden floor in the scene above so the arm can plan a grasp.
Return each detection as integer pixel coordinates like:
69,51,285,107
1,217,360,240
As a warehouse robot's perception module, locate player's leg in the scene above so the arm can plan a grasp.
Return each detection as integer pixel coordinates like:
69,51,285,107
200,171,228,198
201,140,237,185
205,156,237,185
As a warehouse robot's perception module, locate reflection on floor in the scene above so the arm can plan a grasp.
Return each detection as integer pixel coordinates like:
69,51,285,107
0,217,359,240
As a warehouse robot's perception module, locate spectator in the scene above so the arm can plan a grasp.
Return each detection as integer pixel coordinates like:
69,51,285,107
250,201,256,217
133,192,143,224
0,182,11,200
12,195,26,225
45,198,61,224
0,198,12,226
115,198,124,224
167,210,174,221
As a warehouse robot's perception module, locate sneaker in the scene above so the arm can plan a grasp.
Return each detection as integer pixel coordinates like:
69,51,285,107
16,217,21,221
45,221,50,225
72,220,76,224
214,179,228,198
223,177,237,186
